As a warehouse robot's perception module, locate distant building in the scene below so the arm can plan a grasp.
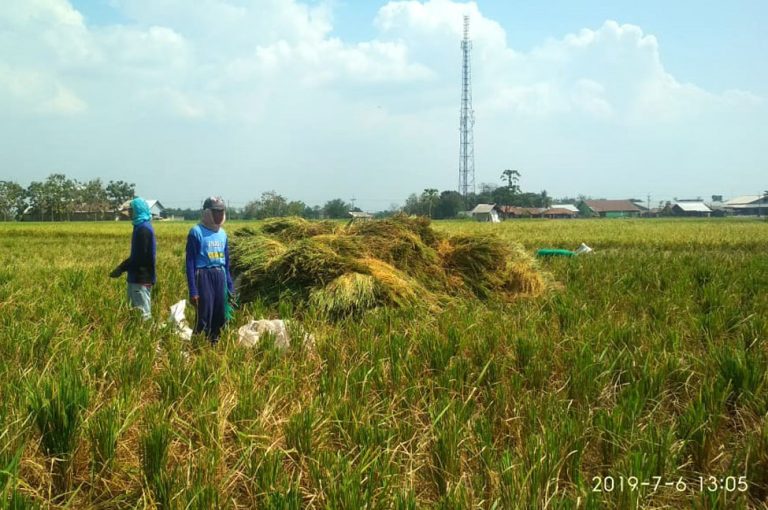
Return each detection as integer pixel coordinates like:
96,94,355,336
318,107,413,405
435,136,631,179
542,207,578,219
550,204,579,213
119,199,166,220
470,203,500,222
348,211,373,222
723,195,768,216
497,206,544,219
671,201,712,217
579,200,642,218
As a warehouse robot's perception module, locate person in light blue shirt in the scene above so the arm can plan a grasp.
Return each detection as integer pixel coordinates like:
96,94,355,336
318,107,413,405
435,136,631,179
185,196,234,343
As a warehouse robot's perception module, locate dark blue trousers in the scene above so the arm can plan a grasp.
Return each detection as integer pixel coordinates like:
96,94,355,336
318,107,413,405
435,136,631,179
195,267,227,343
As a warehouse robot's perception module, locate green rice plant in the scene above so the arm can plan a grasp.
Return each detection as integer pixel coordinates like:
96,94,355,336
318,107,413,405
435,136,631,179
309,450,369,509
386,331,410,389
140,412,170,482
185,484,219,510
715,344,765,410
139,406,176,509
429,402,464,497
676,382,726,472
611,424,680,507
418,328,459,375
229,365,267,426
0,445,23,506
88,399,125,474
27,361,89,493
185,450,221,510
594,409,622,469
113,344,154,399
318,362,344,404
497,450,518,509
284,406,318,462
393,490,417,510
195,396,221,448
260,488,302,510
29,325,56,370
2,490,41,510
156,343,192,408
565,343,607,406
514,336,536,373
731,417,768,502
513,335,549,390
433,482,470,509
248,449,288,499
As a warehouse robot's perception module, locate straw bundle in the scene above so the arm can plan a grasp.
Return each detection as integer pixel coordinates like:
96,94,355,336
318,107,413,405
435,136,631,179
231,215,548,317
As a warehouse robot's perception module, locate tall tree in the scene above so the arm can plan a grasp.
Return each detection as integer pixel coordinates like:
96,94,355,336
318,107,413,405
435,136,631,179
43,174,77,220
500,169,521,195
106,180,135,212
0,181,24,221
301,205,320,219
25,181,47,221
322,198,350,219
539,190,551,208
402,193,422,216
243,191,290,219
421,188,438,218
286,200,307,217
79,179,110,220
434,190,464,219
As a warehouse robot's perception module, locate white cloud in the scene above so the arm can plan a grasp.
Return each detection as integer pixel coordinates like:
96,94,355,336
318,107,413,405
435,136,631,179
0,0,764,206
39,85,87,114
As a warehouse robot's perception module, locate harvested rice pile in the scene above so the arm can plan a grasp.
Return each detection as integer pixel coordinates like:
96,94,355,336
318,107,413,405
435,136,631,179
231,215,549,317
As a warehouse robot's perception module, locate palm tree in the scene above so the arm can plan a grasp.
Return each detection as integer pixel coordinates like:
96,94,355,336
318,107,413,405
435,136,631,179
500,169,521,194
422,188,439,218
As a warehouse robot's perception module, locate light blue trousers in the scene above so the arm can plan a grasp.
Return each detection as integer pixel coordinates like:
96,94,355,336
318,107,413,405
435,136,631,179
127,283,152,320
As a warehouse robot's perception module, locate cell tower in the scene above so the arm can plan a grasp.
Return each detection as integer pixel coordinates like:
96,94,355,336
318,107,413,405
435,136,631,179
458,14,475,198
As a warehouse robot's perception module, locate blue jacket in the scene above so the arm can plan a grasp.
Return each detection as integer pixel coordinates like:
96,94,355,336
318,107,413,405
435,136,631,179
118,220,156,284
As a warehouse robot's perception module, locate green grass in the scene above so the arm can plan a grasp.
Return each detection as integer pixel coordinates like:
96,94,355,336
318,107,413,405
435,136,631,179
0,218,767,508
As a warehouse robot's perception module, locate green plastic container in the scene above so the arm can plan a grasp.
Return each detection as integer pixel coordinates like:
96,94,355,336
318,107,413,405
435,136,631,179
536,248,576,257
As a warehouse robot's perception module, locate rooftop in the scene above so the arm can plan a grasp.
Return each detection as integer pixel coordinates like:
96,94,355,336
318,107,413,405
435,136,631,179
583,199,642,213
470,204,497,214
673,202,712,212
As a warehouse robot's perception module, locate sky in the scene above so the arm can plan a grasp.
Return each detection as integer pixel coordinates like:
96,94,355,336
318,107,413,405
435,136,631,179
1,0,766,210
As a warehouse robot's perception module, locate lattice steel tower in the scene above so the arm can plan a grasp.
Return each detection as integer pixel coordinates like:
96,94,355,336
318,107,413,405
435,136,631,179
458,14,475,197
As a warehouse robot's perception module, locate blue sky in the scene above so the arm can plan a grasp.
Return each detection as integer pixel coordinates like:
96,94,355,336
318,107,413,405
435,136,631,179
3,0,767,209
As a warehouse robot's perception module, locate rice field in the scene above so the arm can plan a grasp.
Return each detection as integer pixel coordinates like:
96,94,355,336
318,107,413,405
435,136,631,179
1,218,767,509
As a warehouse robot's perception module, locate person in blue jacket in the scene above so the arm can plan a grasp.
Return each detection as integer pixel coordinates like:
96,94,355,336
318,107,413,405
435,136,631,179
186,196,235,343
110,197,156,320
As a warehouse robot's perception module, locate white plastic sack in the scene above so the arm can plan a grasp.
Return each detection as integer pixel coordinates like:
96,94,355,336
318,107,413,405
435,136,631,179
237,320,314,350
574,242,593,255
168,299,193,341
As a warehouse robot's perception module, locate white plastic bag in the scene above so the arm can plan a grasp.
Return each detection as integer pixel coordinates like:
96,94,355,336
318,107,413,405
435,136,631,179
168,299,193,341
237,320,314,350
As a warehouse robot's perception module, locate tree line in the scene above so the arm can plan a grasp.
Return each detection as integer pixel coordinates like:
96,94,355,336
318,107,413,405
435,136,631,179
164,193,357,221
401,170,551,219
0,174,135,221
0,170,552,222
